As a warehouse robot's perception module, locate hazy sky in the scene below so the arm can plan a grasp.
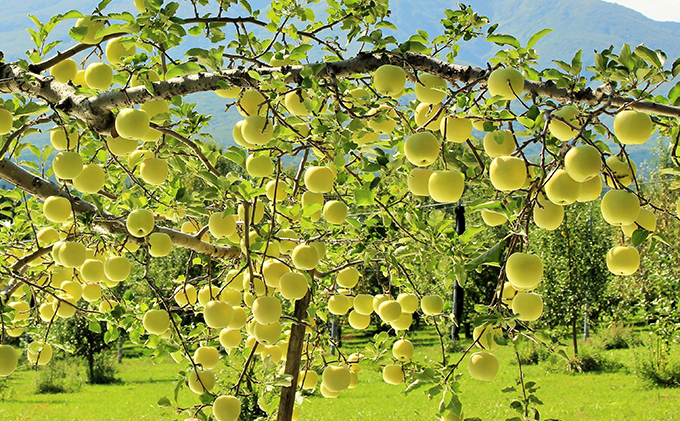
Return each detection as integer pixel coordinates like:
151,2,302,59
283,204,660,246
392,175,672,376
604,0,680,22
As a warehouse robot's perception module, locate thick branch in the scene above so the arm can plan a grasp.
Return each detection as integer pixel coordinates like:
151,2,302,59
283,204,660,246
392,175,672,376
0,158,240,259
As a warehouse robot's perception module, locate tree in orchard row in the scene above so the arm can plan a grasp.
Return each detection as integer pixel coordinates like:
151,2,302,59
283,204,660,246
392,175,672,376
0,1,679,420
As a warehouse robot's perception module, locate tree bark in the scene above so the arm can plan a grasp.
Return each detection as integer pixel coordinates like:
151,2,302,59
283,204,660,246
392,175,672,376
277,289,311,421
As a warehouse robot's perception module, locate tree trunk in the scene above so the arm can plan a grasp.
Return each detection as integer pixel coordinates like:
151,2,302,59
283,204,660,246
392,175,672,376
277,289,311,421
572,312,579,357
87,352,95,383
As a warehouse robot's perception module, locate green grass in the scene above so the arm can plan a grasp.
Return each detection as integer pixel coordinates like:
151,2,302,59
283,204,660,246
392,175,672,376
1,332,680,421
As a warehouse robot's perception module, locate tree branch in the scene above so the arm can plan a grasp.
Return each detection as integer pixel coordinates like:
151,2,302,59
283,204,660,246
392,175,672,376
28,33,127,74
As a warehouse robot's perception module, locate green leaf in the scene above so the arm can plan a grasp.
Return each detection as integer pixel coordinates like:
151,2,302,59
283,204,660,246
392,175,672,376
354,187,374,206
486,34,520,49
157,397,172,407
631,229,649,246
88,321,102,333
526,28,553,49
375,21,397,31
165,62,203,79
634,44,662,68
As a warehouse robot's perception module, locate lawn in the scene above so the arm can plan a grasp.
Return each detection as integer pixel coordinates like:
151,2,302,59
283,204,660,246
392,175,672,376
1,329,679,421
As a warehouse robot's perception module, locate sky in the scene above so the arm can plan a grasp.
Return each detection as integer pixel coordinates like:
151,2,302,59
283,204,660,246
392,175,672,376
604,0,680,22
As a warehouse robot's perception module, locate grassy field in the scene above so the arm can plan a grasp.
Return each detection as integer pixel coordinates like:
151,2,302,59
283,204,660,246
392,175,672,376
1,330,679,421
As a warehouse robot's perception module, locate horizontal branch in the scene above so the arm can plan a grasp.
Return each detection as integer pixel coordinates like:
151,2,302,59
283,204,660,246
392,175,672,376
0,158,241,260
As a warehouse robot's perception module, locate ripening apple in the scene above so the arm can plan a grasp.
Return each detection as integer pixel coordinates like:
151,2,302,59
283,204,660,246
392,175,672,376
353,294,374,315
421,294,444,315
232,120,256,148
194,346,220,370
304,166,335,193
74,69,88,87
302,191,324,221
468,351,499,381
506,252,543,291
393,339,414,361
473,325,502,350
104,255,131,282
148,232,172,257
253,320,281,345
139,157,168,185
577,176,603,202
187,369,216,394
600,190,640,226
229,307,247,329
511,292,544,321
9,301,30,322
73,164,105,193
606,246,640,275
300,369,319,390
50,59,78,83
483,130,515,158
407,168,433,196
43,196,72,223
404,131,440,167
278,272,308,301
27,342,53,366
219,328,242,349
549,105,580,140
487,68,524,100
204,300,234,328
82,282,102,302
209,212,237,239
336,267,359,288
367,105,397,134
353,130,379,146
246,154,273,178
604,155,637,188
323,200,348,224
564,144,601,182
213,395,241,421
252,296,282,325
328,295,351,315
84,62,113,91
391,312,413,331
348,310,371,329
614,110,653,145
241,115,274,145
265,180,289,201
173,284,197,307
481,209,507,227
440,115,472,143
237,89,267,116
105,37,136,65
415,73,447,104
215,86,240,98
115,108,150,140
0,345,18,377
373,64,406,98
533,194,564,231
397,293,418,313
323,365,351,392
37,227,60,245
53,293,77,318
143,309,170,335
106,135,139,156
378,300,402,322
219,288,241,305
414,103,444,130
489,157,526,191
277,229,298,254
320,383,340,399
126,209,155,237
50,127,77,151
544,169,581,205
52,151,84,180
383,364,404,385
622,208,656,237
58,241,86,268
74,15,105,45
285,91,312,115
428,170,465,203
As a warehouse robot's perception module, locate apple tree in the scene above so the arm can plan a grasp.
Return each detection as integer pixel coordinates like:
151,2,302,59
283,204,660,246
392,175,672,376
1,1,680,420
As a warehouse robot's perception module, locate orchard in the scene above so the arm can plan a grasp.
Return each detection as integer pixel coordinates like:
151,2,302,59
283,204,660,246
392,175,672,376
0,0,679,420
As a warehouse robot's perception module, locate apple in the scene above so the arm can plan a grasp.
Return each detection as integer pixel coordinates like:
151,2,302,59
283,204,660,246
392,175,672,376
414,103,444,130
481,209,507,227
304,166,335,193
421,294,444,315
506,252,542,291
37,227,60,245
323,365,351,392
208,212,237,239
600,190,640,226
323,200,348,224
139,100,168,121
194,346,220,370
483,130,515,157
397,293,418,313
219,328,242,349
104,255,131,282
58,241,86,268
73,164,105,193
229,307,247,329
382,364,404,385
253,320,281,345
252,296,282,325
487,68,524,100
407,168,433,196
336,267,359,288
126,209,155,237
300,370,319,390
614,110,652,145
428,170,465,203
393,339,414,361
82,283,102,302
511,292,544,321
348,310,371,329
237,89,267,116
215,86,240,98
373,64,406,98
187,369,216,394
0,345,18,377
367,105,397,134
622,208,656,237
171,285,196,307
378,300,402,322
115,108,150,140
606,246,640,275
105,37,135,65
245,154,273,178
415,73,447,104
205,300,234,328
212,395,241,421
9,301,30,321
27,342,53,366
404,131,440,167
241,115,274,145
373,294,391,313
489,157,526,191
219,288,241,305
468,351,499,381
43,196,72,223
545,169,581,205
473,325,502,350
353,294,374,315
549,105,580,140
328,294,351,315
99,300,119,312
50,128,78,151
302,191,324,222
53,293,77,318
50,59,78,83
106,135,138,156
604,155,637,188
148,232,172,257
320,383,340,398
564,144,601,182
74,15,105,45
285,91,312,115
73,69,88,87
81,259,105,283
533,194,564,231
440,116,472,143
577,176,603,202
139,157,168,185
391,312,413,331
84,62,113,91
233,121,256,148
52,151,84,180
143,309,170,335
